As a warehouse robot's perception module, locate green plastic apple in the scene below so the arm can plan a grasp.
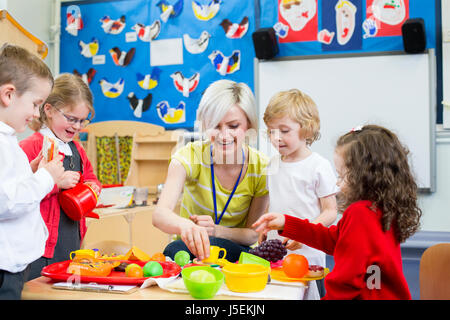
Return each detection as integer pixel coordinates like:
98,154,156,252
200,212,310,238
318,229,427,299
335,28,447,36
174,250,190,267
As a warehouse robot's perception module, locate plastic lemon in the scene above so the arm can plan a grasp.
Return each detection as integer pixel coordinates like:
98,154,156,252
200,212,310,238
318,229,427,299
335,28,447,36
143,261,163,277
189,270,216,283
174,250,190,267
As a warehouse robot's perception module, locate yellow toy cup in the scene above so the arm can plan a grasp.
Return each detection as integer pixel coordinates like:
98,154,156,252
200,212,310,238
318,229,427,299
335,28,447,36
202,246,227,264
69,249,96,260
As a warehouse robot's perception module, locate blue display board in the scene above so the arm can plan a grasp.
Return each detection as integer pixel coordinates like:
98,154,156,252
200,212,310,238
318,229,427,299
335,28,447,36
60,0,256,129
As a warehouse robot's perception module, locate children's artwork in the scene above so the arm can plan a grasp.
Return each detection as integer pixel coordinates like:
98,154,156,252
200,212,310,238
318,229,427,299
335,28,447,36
132,21,161,42
278,0,318,43
208,50,240,76
220,17,249,39
157,101,186,124
99,77,125,98
170,71,200,97
65,5,83,36
366,0,409,37
321,0,362,51
192,0,222,21
127,92,152,118
100,15,126,34
150,38,184,66
136,68,162,90
79,38,99,58
157,0,183,23
183,31,211,54
273,21,289,38
109,47,136,67
73,68,96,85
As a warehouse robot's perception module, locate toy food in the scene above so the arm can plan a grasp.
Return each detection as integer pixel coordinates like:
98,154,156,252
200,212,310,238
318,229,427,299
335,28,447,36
67,255,117,277
282,254,309,278
189,269,216,283
306,265,324,278
126,264,143,278
150,252,166,262
125,263,141,276
248,239,287,262
174,250,190,267
124,246,151,261
114,262,129,272
143,261,163,277
42,135,58,161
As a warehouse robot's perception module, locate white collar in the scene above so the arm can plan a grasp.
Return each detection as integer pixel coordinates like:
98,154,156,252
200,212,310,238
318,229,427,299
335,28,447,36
0,121,16,136
39,126,73,156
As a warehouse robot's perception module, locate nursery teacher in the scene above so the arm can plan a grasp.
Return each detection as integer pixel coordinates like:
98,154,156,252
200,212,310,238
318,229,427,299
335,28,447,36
153,80,269,262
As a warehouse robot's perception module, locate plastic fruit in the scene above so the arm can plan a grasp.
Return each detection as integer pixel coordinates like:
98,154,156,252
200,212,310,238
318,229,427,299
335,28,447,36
189,270,216,283
143,261,164,277
174,250,190,267
150,252,166,262
282,254,309,278
125,263,141,276
127,266,144,277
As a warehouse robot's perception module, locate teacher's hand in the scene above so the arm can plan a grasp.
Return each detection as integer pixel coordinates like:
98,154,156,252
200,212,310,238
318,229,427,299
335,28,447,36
179,220,210,261
190,215,216,237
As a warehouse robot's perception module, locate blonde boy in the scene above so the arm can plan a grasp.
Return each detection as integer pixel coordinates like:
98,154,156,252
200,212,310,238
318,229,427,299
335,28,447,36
263,89,338,299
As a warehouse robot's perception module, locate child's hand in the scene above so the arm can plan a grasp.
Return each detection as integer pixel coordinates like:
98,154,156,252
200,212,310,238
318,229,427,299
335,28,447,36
190,215,215,236
258,232,267,244
57,171,81,190
252,212,286,235
282,238,303,251
85,181,101,197
42,155,65,185
30,151,43,173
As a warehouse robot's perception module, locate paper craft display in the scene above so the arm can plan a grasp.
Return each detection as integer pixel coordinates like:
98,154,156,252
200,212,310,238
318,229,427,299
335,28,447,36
273,21,289,38
208,50,240,76
100,15,126,34
170,71,200,97
321,0,362,51
73,68,96,85
136,68,162,90
65,5,83,36
127,92,152,118
183,31,210,54
79,38,99,58
278,0,318,43
150,38,183,66
192,0,222,21
157,0,183,23
156,101,186,124
99,77,125,98
132,21,161,42
366,0,408,37
362,18,378,38
109,47,135,66
220,17,249,39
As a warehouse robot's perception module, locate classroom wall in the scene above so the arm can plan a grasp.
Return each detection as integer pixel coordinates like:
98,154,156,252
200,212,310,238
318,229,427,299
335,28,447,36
4,0,450,233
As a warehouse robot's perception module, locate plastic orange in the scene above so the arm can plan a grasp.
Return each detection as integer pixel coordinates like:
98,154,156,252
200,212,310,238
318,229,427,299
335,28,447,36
150,252,166,262
126,265,144,278
282,254,309,278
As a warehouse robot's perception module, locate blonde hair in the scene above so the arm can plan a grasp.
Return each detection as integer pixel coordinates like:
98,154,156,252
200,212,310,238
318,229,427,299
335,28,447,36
0,43,53,96
30,73,94,131
263,89,320,145
196,79,258,132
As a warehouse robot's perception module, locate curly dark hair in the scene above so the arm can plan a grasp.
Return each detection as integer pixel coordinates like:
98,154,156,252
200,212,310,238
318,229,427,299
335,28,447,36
336,124,422,243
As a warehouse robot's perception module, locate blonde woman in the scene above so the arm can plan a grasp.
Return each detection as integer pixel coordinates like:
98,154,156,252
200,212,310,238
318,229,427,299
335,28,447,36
153,80,269,262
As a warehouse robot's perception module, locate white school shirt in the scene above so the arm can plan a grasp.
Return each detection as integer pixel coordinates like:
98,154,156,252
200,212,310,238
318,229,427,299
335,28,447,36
39,126,72,156
266,152,339,268
0,121,54,273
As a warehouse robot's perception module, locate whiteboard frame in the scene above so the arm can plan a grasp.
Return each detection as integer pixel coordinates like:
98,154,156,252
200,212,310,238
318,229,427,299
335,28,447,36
254,50,437,193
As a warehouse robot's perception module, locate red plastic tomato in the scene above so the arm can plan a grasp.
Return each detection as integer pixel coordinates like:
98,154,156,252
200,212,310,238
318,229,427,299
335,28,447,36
282,254,309,278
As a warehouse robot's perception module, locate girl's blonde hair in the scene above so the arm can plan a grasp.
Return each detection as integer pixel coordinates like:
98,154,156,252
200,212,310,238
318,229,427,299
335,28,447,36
196,79,258,132
30,73,94,131
263,89,320,145
0,43,53,95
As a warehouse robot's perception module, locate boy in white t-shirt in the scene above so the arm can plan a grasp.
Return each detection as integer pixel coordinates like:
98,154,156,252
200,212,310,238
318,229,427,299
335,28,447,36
263,89,338,300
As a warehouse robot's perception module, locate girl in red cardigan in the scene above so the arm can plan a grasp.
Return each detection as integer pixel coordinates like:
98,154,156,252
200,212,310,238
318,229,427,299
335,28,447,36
20,73,101,280
253,125,422,300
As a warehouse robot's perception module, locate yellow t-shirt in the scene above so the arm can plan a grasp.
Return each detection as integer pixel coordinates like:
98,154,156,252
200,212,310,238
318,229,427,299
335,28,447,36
171,141,268,228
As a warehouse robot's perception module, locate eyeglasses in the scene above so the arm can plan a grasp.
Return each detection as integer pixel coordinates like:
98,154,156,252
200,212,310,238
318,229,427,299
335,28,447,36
53,106,91,128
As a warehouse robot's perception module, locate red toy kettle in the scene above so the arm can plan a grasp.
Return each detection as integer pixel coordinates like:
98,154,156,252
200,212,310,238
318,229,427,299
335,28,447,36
59,183,100,221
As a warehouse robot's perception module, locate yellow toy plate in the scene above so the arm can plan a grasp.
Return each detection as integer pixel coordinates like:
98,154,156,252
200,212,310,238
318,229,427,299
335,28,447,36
271,267,330,282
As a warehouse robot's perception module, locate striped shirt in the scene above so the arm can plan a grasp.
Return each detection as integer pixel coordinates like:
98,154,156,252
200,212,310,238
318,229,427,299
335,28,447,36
171,141,268,228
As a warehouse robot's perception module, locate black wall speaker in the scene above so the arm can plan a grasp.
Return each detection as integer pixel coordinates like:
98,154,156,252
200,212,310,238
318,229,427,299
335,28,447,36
401,18,426,54
252,28,279,60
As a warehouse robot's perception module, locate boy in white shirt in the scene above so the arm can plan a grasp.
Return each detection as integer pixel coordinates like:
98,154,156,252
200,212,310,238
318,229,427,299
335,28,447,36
0,44,64,299
263,89,338,299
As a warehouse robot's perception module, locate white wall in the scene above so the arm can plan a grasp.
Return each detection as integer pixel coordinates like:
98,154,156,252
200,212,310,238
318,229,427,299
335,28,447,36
4,0,450,232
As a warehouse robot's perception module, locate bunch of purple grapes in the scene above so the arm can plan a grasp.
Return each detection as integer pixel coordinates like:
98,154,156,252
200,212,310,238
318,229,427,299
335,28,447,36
249,239,287,262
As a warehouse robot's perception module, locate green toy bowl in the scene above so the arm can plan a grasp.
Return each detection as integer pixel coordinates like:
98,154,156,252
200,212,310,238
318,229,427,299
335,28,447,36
181,266,224,299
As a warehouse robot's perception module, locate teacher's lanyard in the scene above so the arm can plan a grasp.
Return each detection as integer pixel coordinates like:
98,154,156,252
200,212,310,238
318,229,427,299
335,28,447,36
210,146,245,225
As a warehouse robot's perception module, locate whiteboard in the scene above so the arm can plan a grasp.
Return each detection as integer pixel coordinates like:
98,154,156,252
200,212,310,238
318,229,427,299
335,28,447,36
256,51,436,191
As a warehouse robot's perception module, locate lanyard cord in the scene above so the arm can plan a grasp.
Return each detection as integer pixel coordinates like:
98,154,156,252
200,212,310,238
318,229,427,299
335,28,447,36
210,145,245,225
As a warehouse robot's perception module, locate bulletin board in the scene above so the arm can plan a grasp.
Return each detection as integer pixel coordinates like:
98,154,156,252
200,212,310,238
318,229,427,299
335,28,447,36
59,0,256,130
